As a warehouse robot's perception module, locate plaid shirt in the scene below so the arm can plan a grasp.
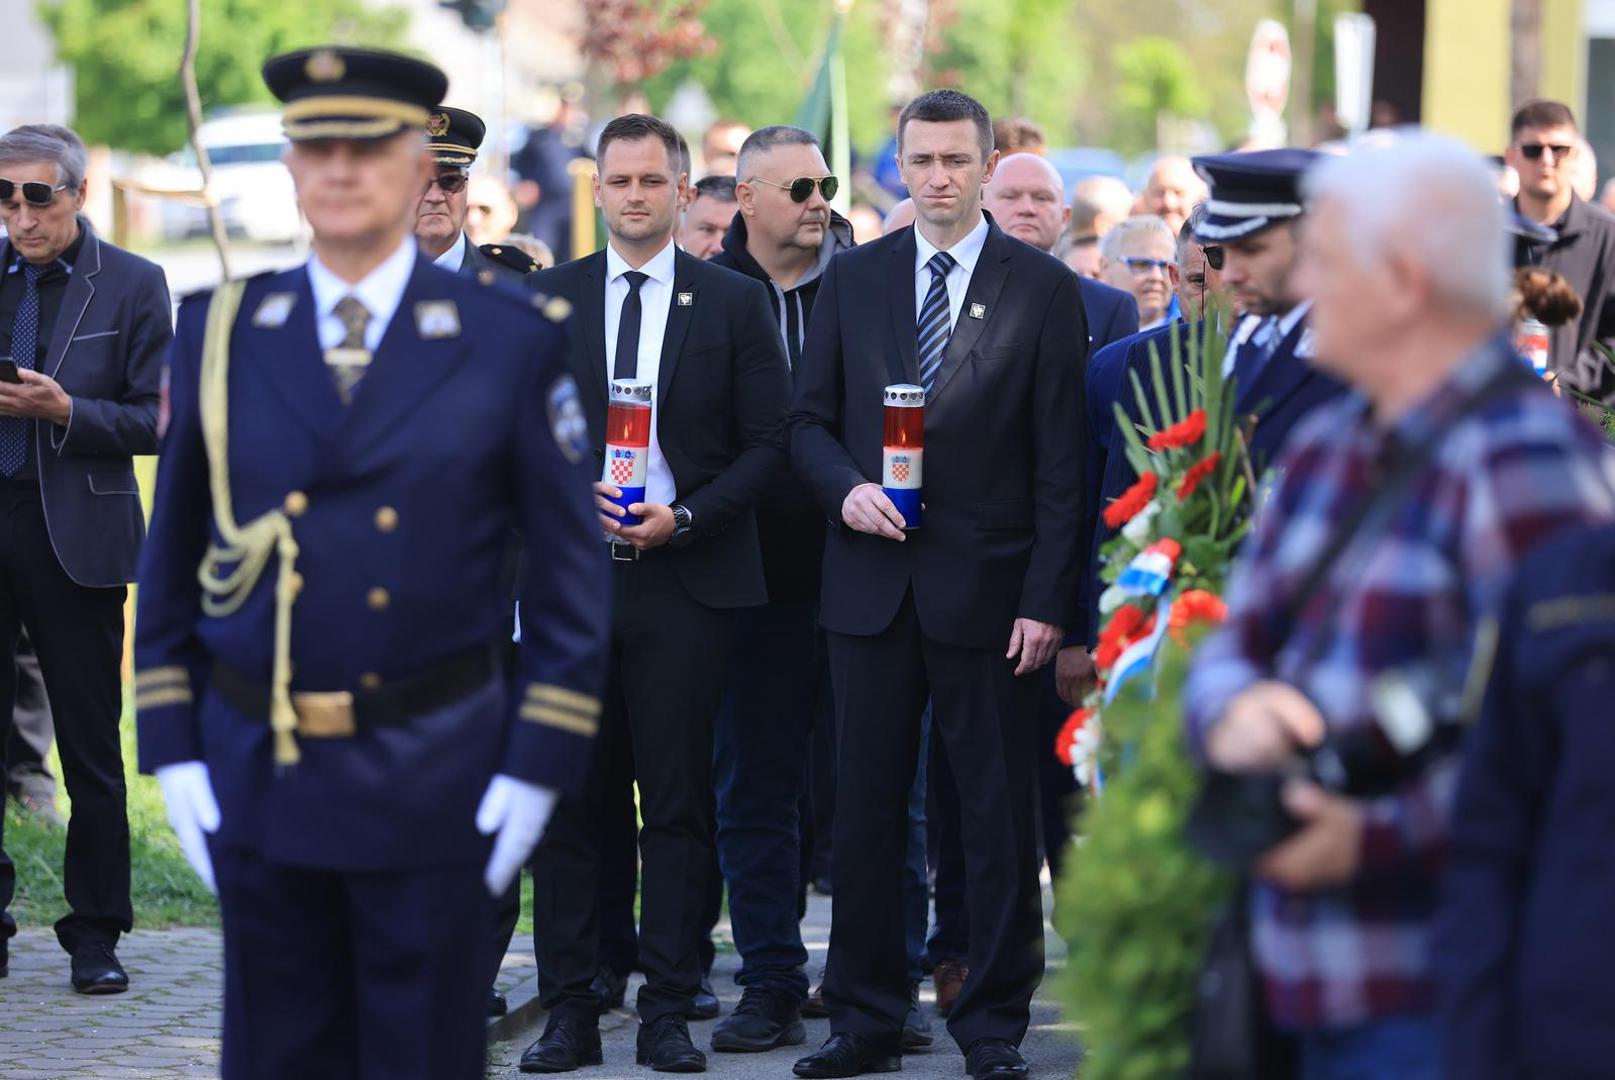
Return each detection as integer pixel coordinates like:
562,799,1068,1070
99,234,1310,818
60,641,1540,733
1185,334,1615,1031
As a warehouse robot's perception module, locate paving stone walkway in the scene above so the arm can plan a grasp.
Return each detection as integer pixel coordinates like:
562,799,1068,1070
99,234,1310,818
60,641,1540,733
1,893,1082,1080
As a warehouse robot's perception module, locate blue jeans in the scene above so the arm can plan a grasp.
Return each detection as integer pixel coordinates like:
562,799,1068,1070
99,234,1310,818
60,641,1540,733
1298,1014,1440,1080
713,603,820,998
903,705,931,984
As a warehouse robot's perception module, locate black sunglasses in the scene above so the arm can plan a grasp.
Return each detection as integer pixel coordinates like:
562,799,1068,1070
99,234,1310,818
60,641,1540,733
0,179,69,207
749,175,838,203
1201,244,1225,271
427,172,469,194
1518,142,1574,161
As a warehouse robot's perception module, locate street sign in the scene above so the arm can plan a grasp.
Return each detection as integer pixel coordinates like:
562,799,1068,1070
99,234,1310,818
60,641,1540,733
1246,19,1293,119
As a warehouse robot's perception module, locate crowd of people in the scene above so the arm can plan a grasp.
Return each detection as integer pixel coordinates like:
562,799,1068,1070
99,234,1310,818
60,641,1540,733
2,39,1615,1080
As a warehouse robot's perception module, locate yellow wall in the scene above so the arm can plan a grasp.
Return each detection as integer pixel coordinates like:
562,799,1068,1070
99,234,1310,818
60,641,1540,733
1421,0,1585,153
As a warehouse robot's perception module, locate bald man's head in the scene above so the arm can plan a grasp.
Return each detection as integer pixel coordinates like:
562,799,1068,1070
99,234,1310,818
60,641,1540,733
1071,175,1133,239
883,197,917,235
1141,156,1207,235
982,152,1068,252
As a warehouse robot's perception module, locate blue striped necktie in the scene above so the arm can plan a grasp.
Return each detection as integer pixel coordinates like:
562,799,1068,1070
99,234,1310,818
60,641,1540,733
0,262,43,477
917,251,956,394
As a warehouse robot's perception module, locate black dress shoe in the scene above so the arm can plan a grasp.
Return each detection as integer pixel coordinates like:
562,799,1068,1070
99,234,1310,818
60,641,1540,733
70,942,128,995
965,1038,1029,1080
488,989,509,1017
592,965,629,1010
901,981,933,1051
684,975,720,1021
793,1033,901,1078
711,986,807,1052
636,1014,707,1072
520,1015,603,1073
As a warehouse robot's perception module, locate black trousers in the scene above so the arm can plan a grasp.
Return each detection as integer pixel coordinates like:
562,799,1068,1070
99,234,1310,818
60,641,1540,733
0,485,130,951
531,551,732,1024
215,843,490,1080
824,594,1043,1053
929,664,1078,965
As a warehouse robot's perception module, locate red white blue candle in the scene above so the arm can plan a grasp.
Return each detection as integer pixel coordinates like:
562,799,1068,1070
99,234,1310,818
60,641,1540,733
604,379,652,527
883,383,925,530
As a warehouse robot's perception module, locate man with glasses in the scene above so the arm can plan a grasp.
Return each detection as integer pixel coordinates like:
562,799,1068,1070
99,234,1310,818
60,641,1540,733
1506,100,1615,402
699,124,854,1055
0,123,172,994
414,107,541,283
1098,215,1177,330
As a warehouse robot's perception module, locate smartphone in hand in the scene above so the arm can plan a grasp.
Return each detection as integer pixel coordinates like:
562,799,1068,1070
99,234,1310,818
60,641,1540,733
0,358,20,385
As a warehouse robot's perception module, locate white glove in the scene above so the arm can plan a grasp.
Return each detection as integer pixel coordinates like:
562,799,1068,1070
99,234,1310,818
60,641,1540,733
476,774,556,897
155,761,222,895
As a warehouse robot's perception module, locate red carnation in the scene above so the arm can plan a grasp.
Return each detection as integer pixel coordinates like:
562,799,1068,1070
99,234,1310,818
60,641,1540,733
1169,589,1229,643
1054,708,1093,766
1177,452,1222,500
1146,409,1207,452
1102,471,1159,529
1095,604,1153,670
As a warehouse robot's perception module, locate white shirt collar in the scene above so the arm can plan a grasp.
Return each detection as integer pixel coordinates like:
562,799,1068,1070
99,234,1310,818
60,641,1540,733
307,235,418,324
606,237,677,286
432,233,468,272
1274,299,1313,341
913,212,989,276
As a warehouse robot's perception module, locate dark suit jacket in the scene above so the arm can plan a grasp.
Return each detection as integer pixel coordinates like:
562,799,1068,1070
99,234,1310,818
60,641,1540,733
1080,277,1140,355
789,216,1087,650
530,246,791,609
7,218,171,587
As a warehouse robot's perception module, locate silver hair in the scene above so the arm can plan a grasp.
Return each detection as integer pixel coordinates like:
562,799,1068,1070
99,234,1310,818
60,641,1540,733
0,124,88,189
1100,213,1175,262
1303,129,1511,319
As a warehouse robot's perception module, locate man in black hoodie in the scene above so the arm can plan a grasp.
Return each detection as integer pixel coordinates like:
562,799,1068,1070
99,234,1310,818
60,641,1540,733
706,125,855,1054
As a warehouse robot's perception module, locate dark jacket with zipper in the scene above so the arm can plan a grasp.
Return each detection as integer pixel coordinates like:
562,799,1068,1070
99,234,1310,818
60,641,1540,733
710,210,855,605
1514,193,1615,402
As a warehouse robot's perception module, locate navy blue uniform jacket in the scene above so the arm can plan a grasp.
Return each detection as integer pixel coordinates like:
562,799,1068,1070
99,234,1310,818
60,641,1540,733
134,258,610,871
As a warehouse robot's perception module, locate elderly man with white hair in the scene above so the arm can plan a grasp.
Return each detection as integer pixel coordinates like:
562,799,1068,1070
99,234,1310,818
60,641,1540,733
1184,131,1615,1077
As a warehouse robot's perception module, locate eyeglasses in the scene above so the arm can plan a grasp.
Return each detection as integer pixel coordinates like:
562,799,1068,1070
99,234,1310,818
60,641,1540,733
1518,142,1574,161
1200,245,1225,271
0,179,69,207
749,175,838,203
1121,257,1173,276
427,172,469,194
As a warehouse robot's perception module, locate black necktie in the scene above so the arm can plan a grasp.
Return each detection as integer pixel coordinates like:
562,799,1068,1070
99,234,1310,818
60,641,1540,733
614,271,648,380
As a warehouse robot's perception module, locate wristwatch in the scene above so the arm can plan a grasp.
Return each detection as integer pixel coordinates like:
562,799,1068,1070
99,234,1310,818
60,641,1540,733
669,503,696,548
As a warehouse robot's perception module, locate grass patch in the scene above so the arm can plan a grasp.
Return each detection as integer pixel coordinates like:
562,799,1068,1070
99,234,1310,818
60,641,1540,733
7,712,219,931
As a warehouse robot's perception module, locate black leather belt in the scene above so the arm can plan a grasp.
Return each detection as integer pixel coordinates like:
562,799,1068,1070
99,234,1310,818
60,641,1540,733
609,540,645,563
211,647,498,738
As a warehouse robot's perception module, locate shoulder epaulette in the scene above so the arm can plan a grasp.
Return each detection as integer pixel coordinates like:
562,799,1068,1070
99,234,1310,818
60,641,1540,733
479,243,541,275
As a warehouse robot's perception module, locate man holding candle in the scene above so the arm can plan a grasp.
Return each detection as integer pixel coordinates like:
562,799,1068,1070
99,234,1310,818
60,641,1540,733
523,113,790,1074
788,90,1086,1080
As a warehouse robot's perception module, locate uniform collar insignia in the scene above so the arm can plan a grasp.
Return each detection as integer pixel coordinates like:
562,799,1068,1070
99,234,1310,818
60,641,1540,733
252,292,298,329
415,299,461,339
1294,327,1315,360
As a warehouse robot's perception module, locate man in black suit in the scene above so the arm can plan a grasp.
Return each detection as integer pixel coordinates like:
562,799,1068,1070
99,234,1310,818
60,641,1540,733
0,123,171,991
523,113,790,1075
789,90,1085,1080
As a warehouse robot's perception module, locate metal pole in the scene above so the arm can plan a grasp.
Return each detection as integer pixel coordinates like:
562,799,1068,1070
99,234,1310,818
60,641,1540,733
1292,0,1317,146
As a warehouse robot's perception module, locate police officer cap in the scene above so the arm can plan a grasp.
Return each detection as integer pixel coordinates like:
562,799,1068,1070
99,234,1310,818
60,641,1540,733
426,107,486,168
1191,148,1322,243
263,46,447,143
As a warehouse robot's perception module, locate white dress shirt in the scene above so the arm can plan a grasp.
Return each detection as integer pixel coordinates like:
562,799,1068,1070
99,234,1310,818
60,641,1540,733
604,238,677,507
432,233,469,272
912,212,990,333
307,235,417,352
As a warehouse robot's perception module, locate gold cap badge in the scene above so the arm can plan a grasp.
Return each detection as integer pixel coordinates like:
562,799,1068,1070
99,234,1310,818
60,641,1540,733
305,49,346,83
426,111,450,137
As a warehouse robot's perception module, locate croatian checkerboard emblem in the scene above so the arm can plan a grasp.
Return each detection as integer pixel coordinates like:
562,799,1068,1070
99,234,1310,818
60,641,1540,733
969,303,986,320
891,461,910,483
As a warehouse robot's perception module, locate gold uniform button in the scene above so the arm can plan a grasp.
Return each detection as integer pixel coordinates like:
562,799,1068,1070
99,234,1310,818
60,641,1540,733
366,587,391,612
358,672,383,691
374,506,399,533
284,491,309,517
289,572,305,595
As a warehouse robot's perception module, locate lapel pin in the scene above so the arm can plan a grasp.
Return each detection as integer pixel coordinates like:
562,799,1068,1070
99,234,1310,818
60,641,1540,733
969,303,986,320
677,292,693,307
252,293,297,329
415,300,461,340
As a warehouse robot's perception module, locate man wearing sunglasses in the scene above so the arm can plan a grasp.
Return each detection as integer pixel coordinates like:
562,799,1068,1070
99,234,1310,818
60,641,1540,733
0,123,172,995
700,124,855,1056
415,107,540,285
1506,100,1615,403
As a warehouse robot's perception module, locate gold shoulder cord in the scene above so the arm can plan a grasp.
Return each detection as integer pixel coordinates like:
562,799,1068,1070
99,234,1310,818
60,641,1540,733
196,281,304,767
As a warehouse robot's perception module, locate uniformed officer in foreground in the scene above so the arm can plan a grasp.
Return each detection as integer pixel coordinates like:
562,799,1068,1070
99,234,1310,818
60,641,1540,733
134,46,609,1079
414,104,542,282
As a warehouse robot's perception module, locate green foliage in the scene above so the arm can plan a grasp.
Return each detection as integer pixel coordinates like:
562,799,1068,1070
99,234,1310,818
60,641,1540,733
1110,37,1208,155
925,0,1086,142
1057,640,1232,1080
39,0,410,155
8,715,218,928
